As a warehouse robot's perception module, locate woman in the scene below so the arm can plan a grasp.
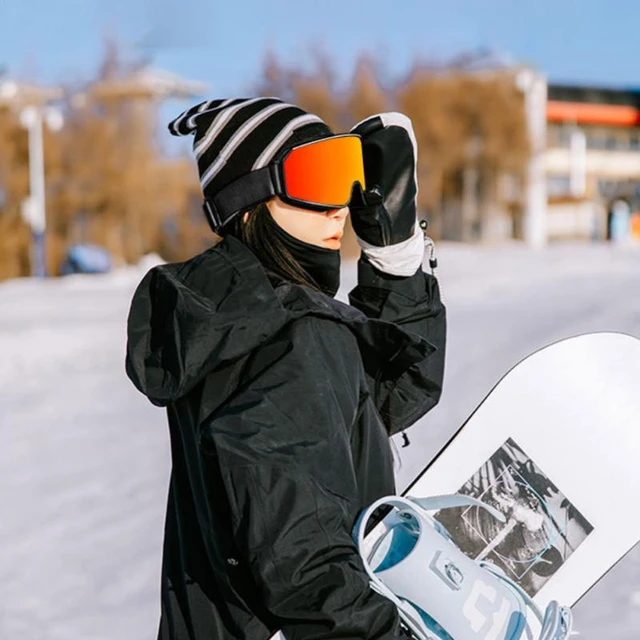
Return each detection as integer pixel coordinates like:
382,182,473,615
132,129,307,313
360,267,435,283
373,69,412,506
126,98,446,640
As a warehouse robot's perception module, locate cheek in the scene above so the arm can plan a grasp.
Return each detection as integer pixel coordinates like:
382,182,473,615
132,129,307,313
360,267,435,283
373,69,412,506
285,214,326,244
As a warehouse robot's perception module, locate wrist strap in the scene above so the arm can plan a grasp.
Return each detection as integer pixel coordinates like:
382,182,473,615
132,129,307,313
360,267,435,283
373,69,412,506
357,224,425,277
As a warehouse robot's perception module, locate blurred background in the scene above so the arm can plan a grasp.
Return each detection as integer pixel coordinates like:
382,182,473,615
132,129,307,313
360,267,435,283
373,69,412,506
1,1,639,639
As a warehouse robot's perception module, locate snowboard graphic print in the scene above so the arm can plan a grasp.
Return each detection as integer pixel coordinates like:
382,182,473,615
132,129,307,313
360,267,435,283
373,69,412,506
433,437,593,597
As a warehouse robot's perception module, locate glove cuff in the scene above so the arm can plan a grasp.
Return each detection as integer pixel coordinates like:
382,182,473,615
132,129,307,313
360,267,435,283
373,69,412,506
356,223,425,277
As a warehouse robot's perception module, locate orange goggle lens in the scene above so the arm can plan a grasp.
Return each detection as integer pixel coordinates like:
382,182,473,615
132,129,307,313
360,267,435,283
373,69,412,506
282,135,365,208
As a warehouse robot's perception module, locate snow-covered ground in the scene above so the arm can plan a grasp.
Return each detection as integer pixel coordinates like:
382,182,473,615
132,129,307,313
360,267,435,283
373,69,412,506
1,240,639,639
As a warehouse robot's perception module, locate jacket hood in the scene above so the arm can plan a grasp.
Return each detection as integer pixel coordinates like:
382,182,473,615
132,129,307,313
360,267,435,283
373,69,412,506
126,235,433,407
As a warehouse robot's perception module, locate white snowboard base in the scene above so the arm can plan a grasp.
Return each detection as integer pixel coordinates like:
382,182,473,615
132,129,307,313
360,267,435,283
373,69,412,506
404,331,640,611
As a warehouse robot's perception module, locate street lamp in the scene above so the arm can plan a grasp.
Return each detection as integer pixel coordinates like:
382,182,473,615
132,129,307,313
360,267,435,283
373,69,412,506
19,104,64,278
0,77,63,278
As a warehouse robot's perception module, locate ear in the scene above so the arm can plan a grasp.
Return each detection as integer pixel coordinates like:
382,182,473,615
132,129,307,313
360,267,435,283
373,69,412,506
242,212,249,224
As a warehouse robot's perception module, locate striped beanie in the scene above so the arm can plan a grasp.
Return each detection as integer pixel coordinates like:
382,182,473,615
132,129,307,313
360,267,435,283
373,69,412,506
168,97,334,206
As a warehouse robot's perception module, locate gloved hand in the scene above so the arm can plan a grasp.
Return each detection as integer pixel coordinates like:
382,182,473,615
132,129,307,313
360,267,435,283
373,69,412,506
350,112,419,246
349,112,425,276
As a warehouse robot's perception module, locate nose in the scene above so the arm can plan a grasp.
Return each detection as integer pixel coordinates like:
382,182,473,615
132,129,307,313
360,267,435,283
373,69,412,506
327,206,349,220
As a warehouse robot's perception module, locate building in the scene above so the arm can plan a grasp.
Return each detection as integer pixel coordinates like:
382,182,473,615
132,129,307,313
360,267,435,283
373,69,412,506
434,54,640,245
545,83,640,242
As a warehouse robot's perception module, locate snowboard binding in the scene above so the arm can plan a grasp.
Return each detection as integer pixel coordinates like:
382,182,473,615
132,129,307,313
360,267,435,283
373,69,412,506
353,494,574,640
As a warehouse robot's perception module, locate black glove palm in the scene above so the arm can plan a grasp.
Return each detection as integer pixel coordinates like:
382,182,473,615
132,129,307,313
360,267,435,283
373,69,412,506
349,113,418,247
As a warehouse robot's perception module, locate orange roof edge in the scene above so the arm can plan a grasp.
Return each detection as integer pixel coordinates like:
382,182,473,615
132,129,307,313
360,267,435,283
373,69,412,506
547,101,640,127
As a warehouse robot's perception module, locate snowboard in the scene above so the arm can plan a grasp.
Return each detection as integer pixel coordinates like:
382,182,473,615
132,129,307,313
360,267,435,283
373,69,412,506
400,331,640,620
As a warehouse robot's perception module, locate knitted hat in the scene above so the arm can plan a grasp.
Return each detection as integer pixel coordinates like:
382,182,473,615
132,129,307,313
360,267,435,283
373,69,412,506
168,97,334,206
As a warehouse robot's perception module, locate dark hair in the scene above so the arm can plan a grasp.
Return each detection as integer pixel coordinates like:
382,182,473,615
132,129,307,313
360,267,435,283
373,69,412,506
223,202,320,291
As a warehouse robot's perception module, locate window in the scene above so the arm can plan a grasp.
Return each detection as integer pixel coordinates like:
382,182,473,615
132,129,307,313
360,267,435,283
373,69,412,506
598,179,616,198
604,135,620,150
587,132,606,150
547,125,572,148
547,174,571,197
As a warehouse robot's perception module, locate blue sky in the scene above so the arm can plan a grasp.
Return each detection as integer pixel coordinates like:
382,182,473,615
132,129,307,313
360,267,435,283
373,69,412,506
2,0,639,153
3,0,639,95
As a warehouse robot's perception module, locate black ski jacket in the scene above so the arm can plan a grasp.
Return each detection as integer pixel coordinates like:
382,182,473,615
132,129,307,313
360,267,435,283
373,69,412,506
125,235,446,640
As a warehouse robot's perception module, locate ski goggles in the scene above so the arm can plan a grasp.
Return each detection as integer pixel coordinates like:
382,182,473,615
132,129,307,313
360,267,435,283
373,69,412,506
203,134,366,233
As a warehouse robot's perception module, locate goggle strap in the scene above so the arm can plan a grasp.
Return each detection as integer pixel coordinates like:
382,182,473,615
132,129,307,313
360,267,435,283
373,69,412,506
203,165,282,233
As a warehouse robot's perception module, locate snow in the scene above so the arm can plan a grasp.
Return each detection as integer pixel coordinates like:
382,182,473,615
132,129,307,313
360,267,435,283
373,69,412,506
1,240,639,639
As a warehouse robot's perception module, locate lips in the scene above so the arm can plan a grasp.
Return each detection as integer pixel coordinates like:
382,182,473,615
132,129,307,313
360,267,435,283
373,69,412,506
325,232,343,241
